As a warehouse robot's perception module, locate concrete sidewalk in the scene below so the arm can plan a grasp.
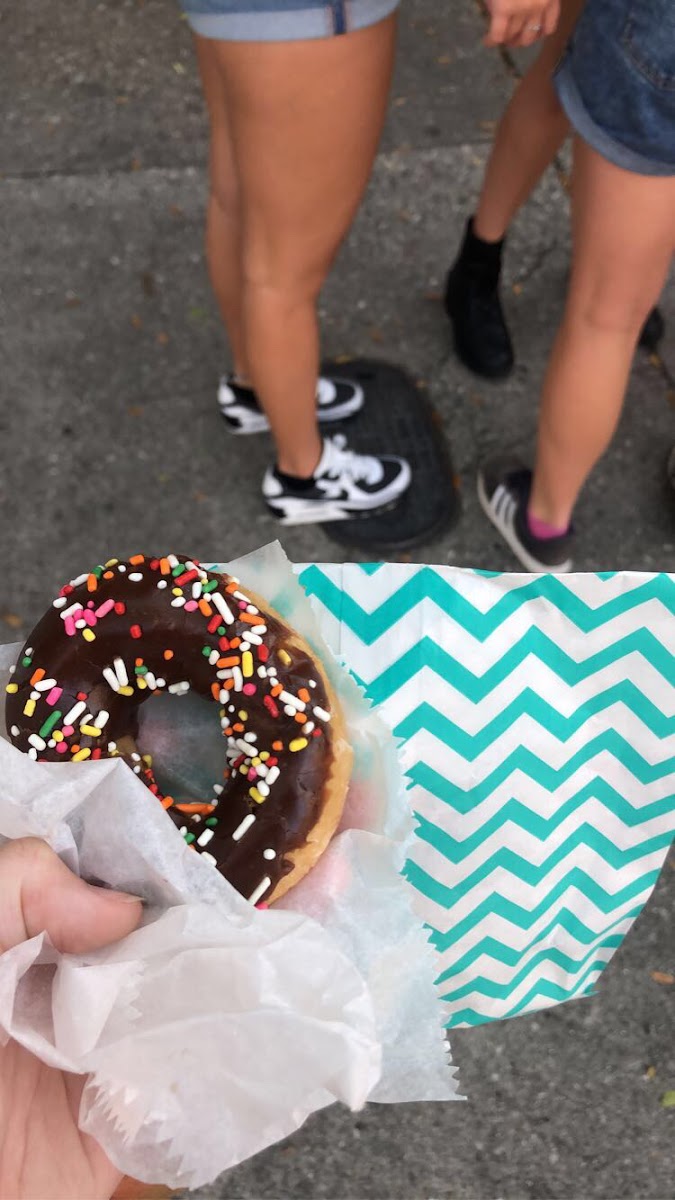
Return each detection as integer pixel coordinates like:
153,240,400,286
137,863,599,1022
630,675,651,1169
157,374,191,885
2,2,675,1196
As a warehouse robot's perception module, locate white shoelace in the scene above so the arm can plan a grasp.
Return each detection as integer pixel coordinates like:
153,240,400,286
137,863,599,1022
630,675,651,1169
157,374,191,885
321,435,384,486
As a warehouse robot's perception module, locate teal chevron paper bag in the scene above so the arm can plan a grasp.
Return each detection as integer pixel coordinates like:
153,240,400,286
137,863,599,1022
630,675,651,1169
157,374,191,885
298,563,675,1030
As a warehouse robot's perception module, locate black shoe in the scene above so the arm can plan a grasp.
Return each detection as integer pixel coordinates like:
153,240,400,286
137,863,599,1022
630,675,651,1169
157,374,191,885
444,218,514,380
218,374,364,435
638,306,665,352
478,456,574,573
262,434,412,525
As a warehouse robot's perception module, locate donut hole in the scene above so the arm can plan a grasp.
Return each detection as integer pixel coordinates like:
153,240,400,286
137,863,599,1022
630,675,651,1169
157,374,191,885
136,689,226,803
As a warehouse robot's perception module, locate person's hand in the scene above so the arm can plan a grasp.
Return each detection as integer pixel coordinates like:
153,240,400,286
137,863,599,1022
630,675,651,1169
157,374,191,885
484,0,560,47
0,838,148,1200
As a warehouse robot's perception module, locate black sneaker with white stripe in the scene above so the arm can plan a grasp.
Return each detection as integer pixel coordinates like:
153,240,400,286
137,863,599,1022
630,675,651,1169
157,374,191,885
218,374,364,435
478,456,574,573
263,434,412,525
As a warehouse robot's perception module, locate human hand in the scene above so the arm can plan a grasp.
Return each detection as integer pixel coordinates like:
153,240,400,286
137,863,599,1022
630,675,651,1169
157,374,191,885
484,0,560,47
0,838,146,1200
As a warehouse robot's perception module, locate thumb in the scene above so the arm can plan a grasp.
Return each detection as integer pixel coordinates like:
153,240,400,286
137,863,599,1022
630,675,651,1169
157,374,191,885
0,838,142,955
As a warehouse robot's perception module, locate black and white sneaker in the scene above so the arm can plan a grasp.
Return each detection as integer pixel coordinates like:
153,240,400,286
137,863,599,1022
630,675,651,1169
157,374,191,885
218,374,364,435
263,434,412,525
478,456,574,573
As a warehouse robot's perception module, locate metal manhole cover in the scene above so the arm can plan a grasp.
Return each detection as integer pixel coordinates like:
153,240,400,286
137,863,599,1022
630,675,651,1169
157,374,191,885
320,358,460,553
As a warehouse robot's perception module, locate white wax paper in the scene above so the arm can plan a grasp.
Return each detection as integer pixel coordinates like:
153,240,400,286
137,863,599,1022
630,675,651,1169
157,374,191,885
0,544,457,1191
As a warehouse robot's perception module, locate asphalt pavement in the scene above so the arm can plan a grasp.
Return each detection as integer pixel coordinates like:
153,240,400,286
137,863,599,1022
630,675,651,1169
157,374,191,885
1,2,675,1196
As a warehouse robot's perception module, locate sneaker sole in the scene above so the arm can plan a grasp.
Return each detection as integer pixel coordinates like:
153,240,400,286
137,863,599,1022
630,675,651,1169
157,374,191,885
220,411,270,435
477,474,573,574
266,496,402,526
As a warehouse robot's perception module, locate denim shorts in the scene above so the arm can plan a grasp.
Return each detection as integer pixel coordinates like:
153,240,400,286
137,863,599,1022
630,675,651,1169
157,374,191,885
555,0,675,176
180,0,399,40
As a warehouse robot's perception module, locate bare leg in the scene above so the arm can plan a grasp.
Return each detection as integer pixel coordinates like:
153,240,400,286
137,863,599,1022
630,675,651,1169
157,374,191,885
200,19,396,477
529,139,675,529
445,0,584,380
195,39,248,379
474,0,584,242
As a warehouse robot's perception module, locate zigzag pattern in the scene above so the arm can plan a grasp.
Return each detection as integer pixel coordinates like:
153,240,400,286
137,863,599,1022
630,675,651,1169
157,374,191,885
298,563,675,1028
300,565,675,643
363,630,675,705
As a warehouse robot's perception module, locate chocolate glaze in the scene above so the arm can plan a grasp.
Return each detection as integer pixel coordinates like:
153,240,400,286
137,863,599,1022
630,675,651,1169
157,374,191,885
5,555,335,903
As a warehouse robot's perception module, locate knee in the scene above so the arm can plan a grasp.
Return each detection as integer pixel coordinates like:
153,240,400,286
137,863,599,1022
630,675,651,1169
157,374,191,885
240,244,326,309
579,298,648,339
572,275,661,339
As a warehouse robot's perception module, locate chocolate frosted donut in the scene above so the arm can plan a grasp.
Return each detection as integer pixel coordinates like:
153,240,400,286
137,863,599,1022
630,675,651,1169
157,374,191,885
5,554,351,904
